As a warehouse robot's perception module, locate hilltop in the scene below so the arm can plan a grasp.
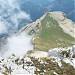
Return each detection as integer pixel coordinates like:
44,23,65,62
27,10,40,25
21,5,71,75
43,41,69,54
19,11,75,51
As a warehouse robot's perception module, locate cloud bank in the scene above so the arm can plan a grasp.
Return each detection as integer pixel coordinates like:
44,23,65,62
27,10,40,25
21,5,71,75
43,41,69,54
0,0,31,35
2,33,34,57
0,0,33,57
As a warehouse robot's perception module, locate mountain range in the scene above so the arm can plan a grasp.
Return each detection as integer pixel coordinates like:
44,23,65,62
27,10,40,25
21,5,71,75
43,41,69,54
19,0,75,22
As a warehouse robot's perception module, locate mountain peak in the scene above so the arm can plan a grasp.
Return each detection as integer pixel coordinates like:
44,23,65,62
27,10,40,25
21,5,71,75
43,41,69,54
19,11,75,51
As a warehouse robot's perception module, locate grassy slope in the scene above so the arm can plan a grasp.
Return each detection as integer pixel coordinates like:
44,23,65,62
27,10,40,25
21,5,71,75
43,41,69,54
29,57,75,75
34,13,75,51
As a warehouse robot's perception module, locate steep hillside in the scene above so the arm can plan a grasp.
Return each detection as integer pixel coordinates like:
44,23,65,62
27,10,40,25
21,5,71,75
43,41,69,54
19,12,75,51
33,13,75,51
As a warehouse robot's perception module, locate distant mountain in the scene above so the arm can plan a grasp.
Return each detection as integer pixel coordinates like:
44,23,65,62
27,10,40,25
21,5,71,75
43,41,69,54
19,0,54,6
19,0,75,22
20,1,44,21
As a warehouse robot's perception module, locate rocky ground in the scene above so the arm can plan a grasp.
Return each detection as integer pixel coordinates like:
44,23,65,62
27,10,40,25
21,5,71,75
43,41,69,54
0,46,75,75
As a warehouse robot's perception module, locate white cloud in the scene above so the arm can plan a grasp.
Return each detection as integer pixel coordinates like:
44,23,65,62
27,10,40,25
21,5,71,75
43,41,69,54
0,0,32,58
2,33,33,57
0,21,7,34
17,11,31,20
0,0,31,35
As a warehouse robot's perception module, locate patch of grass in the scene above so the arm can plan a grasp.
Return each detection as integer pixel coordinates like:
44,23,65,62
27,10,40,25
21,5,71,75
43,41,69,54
34,13,75,51
27,50,34,54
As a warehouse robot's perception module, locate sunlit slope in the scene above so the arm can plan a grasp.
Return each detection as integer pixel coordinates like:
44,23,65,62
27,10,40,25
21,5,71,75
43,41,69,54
33,13,75,51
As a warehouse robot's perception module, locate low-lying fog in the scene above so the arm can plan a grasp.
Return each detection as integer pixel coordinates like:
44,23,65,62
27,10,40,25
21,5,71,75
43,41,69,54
0,33,34,58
